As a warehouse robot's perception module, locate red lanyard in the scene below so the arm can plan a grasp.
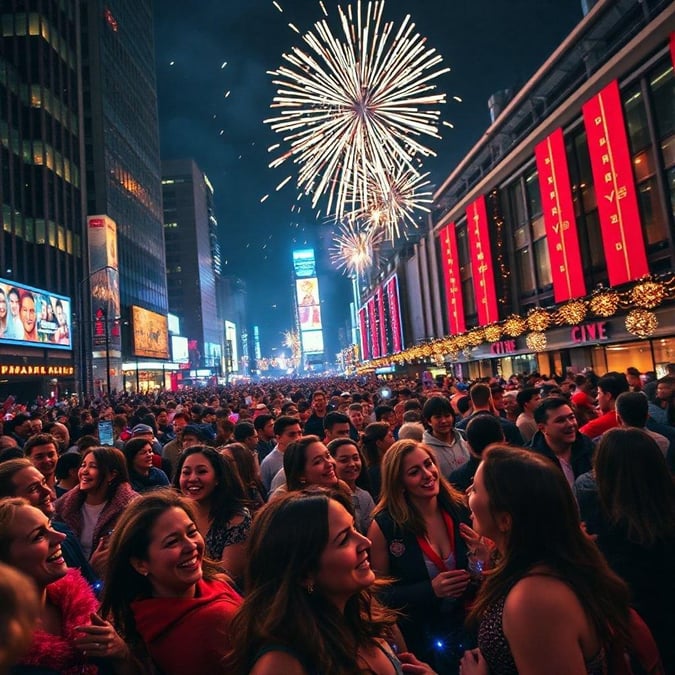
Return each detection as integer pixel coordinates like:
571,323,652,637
416,510,455,573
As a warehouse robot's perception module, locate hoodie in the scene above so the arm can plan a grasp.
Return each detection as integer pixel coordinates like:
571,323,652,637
421,429,470,478
131,577,242,675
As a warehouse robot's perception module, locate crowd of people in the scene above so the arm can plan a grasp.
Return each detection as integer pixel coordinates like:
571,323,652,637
0,364,673,674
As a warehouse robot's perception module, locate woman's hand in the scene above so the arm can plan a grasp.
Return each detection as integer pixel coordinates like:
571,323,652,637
398,651,437,674
430,569,470,599
460,648,488,675
89,536,111,576
74,613,129,660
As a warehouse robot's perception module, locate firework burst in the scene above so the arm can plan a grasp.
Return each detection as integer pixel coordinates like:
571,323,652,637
354,166,432,241
266,0,449,222
329,219,382,275
283,330,302,358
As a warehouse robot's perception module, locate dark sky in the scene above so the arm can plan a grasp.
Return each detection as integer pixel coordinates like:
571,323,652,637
153,0,583,357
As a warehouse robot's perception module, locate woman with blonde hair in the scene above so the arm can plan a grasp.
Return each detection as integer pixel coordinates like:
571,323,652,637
368,439,476,671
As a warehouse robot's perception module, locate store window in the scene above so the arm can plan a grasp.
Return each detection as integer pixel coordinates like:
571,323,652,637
652,337,675,377
623,81,668,247
604,341,654,374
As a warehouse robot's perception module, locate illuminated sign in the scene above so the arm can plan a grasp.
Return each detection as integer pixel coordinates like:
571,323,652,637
359,307,369,360
292,248,317,278
131,306,169,360
490,340,517,355
582,80,648,286
0,279,72,351
0,363,74,376
167,313,180,335
385,275,404,353
296,278,322,331
466,195,498,325
571,321,609,343
439,222,466,334
171,336,189,363
535,129,586,302
301,330,324,354
225,321,238,373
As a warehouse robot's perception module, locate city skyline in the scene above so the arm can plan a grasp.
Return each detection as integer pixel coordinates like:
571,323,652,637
153,0,583,356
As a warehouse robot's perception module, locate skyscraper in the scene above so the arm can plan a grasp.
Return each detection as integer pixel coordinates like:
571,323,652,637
79,0,168,392
162,159,223,375
0,1,84,400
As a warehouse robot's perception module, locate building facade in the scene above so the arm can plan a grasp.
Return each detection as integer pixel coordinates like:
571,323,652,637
0,0,84,400
358,0,674,381
80,0,168,393
162,159,224,382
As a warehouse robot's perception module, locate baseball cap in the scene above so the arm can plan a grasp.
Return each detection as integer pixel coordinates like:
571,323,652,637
571,391,595,408
130,424,154,436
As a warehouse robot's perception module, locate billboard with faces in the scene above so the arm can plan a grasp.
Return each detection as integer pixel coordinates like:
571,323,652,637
0,278,72,350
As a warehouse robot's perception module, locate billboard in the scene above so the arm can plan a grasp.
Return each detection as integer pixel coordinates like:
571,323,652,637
0,278,72,350
292,248,317,278
131,306,169,360
296,278,322,331
225,320,238,373
301,330,324,354
171,335,189,363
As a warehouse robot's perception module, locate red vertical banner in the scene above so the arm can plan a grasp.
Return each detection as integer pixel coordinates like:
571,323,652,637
358,307,369,360
439,222,466,334
466,195,498,325
368,297,379,358
670,32,675,68
535,128,586,302
386,275,403,353
582,80,648,286
377,287,387,356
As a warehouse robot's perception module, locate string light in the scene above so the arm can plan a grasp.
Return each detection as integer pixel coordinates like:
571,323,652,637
625,309,658,338
526,332,547,352
483,324,502,342
556,300,587,326
630,279,665,309
503,315,527,337
527,308,551,332
589,288,620,317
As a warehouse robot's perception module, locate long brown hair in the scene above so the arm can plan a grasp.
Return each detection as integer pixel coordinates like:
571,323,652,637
227,489,397,674
467,445,630,649
100,490,227,647
372,439,465,537
595,428,675,547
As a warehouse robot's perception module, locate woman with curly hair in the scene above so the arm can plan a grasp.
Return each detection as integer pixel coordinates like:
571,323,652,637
227,488,433,674
173,445,251,582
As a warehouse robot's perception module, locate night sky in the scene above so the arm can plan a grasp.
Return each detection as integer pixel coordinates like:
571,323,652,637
153,0,583,358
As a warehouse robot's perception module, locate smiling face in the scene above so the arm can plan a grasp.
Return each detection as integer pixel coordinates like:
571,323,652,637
332,443,362,486
8,291,19,318
27,443,58,481
179,453,218,504
401,446,439,500
0,291,6,320
7,505,67,588
303,442,338,488
132,443,155,474
12,466,55,516
428,410,455,438
132,507,205,598
78,452,111,503
20,295,36,335
313,500,374,610
539,404,578,450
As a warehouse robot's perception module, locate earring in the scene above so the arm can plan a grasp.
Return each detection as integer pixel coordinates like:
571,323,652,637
306,582,314,594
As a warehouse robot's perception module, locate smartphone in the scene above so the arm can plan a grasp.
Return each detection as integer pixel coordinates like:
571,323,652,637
98,420,114,446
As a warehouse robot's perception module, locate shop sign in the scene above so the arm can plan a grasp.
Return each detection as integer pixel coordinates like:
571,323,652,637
570,321,609,343
0,364,74,376
490,340,517,355
582,80,648,286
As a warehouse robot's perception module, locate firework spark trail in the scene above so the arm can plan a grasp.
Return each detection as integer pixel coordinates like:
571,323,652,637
329,219,383,275
266,0,449,222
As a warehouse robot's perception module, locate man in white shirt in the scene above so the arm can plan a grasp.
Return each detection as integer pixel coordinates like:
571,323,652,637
260,416,302,492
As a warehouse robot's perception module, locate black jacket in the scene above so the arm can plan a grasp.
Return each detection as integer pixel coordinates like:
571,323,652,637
526,430,594,479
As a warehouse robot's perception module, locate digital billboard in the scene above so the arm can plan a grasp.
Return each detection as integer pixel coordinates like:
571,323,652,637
225,320,239,373
171,335,189,363
292,248,317,278
296,278,322,331
301,330,324,354
131,306,169,360
0,278,72,350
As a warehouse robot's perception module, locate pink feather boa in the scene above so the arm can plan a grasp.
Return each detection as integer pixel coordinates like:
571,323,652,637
19,568,99,674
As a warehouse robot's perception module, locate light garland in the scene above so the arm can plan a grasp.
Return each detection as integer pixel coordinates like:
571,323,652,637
630,280,665,309
483,324,502,342
589,288,620,317
527,308,551,332
526,332,548,352
556,300,587,325
503,315,527,337
625,309,658,338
